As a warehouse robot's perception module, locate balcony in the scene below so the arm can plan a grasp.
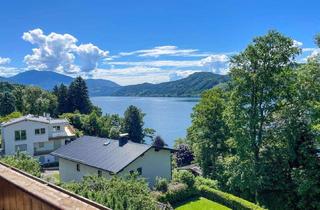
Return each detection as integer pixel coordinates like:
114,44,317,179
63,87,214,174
0,162,111,210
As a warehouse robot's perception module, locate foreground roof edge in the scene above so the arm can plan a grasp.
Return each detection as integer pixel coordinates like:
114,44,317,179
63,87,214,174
0,161,111,210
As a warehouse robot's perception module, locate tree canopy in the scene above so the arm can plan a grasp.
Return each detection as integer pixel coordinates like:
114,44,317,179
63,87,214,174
123,105,145,143
187,31,320,210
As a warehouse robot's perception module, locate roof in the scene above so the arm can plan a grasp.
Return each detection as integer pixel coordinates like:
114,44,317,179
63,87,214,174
1,114,68,127
52,136,153,173
177,164,202,176
0,162,111,210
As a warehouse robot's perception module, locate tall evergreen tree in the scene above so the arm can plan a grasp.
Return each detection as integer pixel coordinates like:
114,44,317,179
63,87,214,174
68,77,92,114
56,84,69,114
123,105,144,143
0,92,16,116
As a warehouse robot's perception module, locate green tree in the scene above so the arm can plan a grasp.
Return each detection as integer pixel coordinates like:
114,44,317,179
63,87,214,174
12,86,24,113
82,111,102,136
56,84,70,114
0,111,22,123
188,88,228,180
22,87,57,116
152,135,166,147
68,77,92,114
225,31,300,201
315,33,320,47
0,91,16,116
123,105,145,143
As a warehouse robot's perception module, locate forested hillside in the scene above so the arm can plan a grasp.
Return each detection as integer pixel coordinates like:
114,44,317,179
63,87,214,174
112,72,229,97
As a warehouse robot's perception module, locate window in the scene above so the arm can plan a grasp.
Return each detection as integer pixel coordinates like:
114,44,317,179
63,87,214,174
76,164,80,172
21,130,26,140
40,128,46,134
98,170,102,177
15,131,20,140
15,144,27,152
35,128,45,135
53,126,61,131
38,142,44,148
15,130,26,141
137,167,142,175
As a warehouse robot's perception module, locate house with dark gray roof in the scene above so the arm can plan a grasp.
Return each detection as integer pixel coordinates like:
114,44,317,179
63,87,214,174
52,135,175,186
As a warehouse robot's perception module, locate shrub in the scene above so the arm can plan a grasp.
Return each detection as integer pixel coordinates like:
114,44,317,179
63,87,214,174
173,170,195,187
198,185,265,210
174,143,194,167
195,176,218,189
0,152,41,177
63,175,157,210
158,183,198,205
155,177,169,193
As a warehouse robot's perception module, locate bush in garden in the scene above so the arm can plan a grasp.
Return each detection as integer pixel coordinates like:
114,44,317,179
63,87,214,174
173,170,195,188
63,175,157,210
155,177,169,193
157,183,198,205
195,176,218,189
0,152,41,177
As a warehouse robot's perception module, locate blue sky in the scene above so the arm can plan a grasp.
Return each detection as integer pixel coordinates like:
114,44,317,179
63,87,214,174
0,0,319,85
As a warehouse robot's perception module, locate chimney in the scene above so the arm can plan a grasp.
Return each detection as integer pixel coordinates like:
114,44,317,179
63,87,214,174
119,133,129,147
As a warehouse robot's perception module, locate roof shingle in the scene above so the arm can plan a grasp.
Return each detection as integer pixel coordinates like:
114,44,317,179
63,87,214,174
52,136,152,173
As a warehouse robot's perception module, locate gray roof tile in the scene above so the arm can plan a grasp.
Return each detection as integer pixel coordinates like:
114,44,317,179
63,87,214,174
51,136,152,173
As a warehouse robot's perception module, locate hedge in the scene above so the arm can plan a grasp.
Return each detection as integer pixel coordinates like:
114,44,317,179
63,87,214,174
198,185,265,210
157,184,198,205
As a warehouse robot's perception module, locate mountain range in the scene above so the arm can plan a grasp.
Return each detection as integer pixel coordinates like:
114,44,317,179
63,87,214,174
1,70,229,97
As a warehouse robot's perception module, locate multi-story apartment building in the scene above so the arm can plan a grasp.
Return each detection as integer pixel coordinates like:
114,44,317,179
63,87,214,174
0,114,76,164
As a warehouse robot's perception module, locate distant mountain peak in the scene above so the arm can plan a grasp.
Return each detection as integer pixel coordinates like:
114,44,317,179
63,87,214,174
4,70,229,97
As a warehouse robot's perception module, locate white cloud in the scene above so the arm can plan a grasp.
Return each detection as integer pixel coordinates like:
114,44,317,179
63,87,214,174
0,66,22,77
22,28,108,73
108,54,230,71
0,57,11,65
76,43,109,71
293,40,303,48
118,45,199,57
200,54,229,74
169,70,198,81
91,67,199,85
109,60,202,68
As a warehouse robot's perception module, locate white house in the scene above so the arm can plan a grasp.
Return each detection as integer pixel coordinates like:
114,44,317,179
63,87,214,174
1,114,76,164
52,136,175,186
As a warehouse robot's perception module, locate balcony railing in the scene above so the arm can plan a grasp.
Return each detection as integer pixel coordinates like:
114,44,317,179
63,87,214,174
34,149,54,156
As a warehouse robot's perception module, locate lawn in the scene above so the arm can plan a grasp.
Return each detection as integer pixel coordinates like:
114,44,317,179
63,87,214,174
174,197,231,210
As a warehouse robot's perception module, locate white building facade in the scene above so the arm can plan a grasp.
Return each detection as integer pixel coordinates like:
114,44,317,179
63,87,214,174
1,115,76,164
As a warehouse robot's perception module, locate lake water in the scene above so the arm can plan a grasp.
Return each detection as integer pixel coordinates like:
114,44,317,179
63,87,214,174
90,97,199,147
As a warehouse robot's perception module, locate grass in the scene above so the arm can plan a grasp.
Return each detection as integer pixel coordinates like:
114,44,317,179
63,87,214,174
174,197,231,210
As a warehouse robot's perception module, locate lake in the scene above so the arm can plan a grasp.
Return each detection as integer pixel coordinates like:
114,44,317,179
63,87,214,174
90,97,199,147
